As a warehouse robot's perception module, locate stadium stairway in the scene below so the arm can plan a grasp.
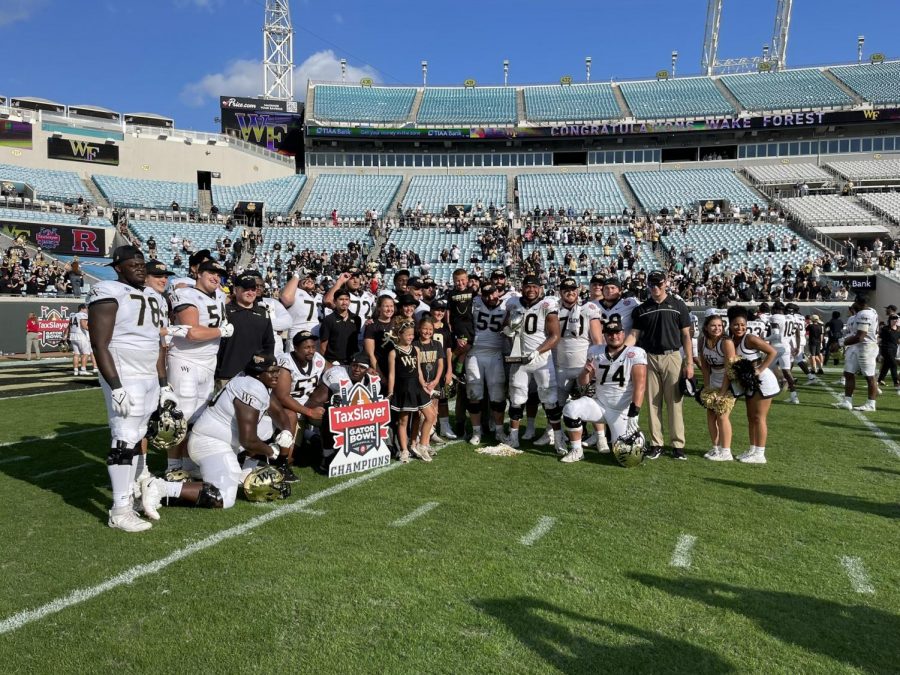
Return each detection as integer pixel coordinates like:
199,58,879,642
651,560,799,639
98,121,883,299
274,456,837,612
614,173,642,215
516,89,526,125
507,176,516,212
82,178,110,210
822,69,865,106
288,175,314,216
198,188,212,216
711,79,744,115
408,89,425,125
611,84,633,119
390,176,412,219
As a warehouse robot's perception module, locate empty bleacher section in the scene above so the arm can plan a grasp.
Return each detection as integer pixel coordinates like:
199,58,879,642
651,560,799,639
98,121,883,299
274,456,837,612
388,228,481,284
93,175,197,211
403,175,506,214
517,173,628,215
417,87,517,125
0,163,93,202
826,158,900,183
127,222,241,267
302,174,402,218
743,163,834,186
313,85,417,123
522,84,621,122
618,78,734,119
256,227,372,257
521,223,658,276
625,169,761,212
0,206,108,228
721,69,854,111
830,61,900,106
779,195,880,228
857,192,900,224
212,175,307,215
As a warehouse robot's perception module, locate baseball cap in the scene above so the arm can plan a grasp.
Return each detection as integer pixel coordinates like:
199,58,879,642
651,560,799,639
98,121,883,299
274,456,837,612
648,271,666,286
480,283,497,295
522,274,541,287
188,249,212,267
886,304,898,313
145,260,175,277
397,293,417,306
810,314,820,322
243,351,277,376
603,320,624,334
603,277,622,288
422,277,436,287
234,274,258,289
346,267,362,277
333,288,351,300
490,268,507,278
590,274,605,285
430,299,448,310
559,278,578,291
198,260,227,275
108,245,144,266
351,352,370,366
393,269,410,281
292,330,315,345
889,314,899,322
407,277,423,289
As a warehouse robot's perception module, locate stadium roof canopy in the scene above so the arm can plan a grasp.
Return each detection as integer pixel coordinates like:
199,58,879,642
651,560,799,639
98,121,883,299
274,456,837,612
13,96,65,107
124,112,171,121
69,104,119,115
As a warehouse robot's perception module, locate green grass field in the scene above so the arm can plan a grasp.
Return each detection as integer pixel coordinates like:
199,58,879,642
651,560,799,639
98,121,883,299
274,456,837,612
0,371,897,673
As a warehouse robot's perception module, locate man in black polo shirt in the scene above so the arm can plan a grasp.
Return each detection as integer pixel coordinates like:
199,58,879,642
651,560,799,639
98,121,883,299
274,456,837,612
216,273,275,384
630,270,694,460
319,288,361,365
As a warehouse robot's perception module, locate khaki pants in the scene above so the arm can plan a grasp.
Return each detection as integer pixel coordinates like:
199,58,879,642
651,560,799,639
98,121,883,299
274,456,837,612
646,351,685,449
25,332,42,360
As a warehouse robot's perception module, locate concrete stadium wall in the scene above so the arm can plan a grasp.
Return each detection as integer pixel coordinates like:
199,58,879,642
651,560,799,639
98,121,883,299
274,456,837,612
2,124,295,186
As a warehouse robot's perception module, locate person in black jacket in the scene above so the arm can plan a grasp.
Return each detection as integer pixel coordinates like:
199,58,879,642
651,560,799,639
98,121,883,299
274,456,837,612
877,314,899,392
215,273,275,385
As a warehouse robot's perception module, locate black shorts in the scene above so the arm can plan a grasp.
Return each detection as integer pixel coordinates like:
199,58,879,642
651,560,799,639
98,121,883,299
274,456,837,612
809,343,822,356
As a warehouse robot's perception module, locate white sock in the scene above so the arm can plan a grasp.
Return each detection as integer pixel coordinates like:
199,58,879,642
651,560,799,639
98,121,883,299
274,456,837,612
108,464,134,510
525,418,536,435
554,429,565,445
756,446,765,455
597,434,609,449
867,399,876,407
472,425,482,436
166,458,182,471
509,428,519,442
844,396,852,405
164,481,183,499
571,439,583,453
722,447,731,454
712,445,720,452
439,417,451,432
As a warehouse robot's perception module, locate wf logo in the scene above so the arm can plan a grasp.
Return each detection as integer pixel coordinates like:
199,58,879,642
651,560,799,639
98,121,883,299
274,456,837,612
68,140,100,161
235,114,286,151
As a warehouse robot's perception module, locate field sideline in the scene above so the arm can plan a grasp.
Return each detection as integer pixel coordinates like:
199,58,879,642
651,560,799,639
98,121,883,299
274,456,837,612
0,370,897,673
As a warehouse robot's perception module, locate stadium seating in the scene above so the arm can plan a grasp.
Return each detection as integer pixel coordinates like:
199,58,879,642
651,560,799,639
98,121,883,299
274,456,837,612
313,85,417,123
403,175,506,215
0,206,109,228
386,228,482,284
743,163,834,185
417,87,517,125
127,221,242,267
830,61,900,106
93,175,197,211
624,169,762,212
721,69,854,111
517,173,628,215
522,84,621,122
854,192,900,224
521,224,658,275
212,175,306,215
779,195,880,227
301,174,402,218
618,78,734,119
256,226,372,257
826,159,900,181
0,163,93,202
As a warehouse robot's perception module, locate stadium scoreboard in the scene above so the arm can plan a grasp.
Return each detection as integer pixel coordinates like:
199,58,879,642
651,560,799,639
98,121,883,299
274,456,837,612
219,96,304,157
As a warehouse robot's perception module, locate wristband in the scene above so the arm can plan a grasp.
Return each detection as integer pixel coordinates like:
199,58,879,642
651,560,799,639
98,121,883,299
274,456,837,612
158,376,168,387
627,402,640,417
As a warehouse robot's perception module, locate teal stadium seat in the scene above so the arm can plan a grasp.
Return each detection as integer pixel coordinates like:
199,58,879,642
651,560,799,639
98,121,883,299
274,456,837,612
127,222,242,268
625,169,761,212
721,69,853,111
619,77,735,119
517,173,628,215
93,175,197,210
257,227,372,258
302,174,402,218
403,175,506,214
387,229,483,284
417,87,517,125
523,84,621,122
313,85,417,123
0,206,108,227
212,175,306,215
830,61,900,105
0,163,93,202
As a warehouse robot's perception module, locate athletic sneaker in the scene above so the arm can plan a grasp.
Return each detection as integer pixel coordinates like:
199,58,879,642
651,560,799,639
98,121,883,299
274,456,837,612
560,447,584,463
412,445,433,462
583,433,598,446
440,427,458,440
816,369,824,375
832,400,852,410
704,448,733,461
555,441,568,457
72,370,78,376
671,448,687,461
806,374,817,384
837,377,846,386
521,428,536,441
78,369,89,376
789,391,800,405
469,433,482,446
499,432,520,449
737,448,767,464
596,440,611,454
644,446,663,460
398,450,410,464
534,430,553,446
108,506,152,532
853,402,876,412
139,477,166,521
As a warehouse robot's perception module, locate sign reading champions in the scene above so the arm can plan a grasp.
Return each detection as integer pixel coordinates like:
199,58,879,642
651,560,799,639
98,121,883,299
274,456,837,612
327,374,392,478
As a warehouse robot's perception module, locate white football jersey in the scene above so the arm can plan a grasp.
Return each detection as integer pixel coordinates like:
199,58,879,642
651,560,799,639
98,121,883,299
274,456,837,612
506,295,559,352
322,365,350,393
767,314,788,346
746,319,767,339
68,311,88,338
471,296,507,352
277,351,327,405
88,280,164,377
787,313,806,350
287,289,322,339
555,301,601,370
192,374,270,448
347,291,376,324
590,295,638,334
169,276,196,290
852,307,879,344
258,296,292,355
169,287,228,362
587,344,648,410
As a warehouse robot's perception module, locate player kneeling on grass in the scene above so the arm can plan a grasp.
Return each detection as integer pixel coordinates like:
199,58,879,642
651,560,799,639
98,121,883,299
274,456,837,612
560,321,647,463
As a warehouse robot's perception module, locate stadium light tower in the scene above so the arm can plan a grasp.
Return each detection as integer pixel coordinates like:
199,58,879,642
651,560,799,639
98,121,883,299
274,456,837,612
503,59,509,86
340,58,347,82
857,35,864,64
586,56,592,82
671,50,679,78
421,60,428,88
263,0,293,100
702,0,793,74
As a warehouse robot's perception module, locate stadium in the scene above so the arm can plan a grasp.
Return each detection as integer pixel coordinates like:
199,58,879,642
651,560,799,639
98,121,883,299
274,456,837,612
0,1,897,672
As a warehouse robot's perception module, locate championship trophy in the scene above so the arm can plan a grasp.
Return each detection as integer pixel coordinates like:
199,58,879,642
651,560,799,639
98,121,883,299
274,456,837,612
504,306,526,364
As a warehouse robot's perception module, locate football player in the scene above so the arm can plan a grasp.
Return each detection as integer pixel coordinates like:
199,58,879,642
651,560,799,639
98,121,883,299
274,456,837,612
169,249,212,290
767,301,799,404
785,302,816,384
166,260,233,475
67,303,95,376
560,320,647,463
834,295,880,412
281,269,323,340
553,277,602,416
465,283,509,445
503,276,563,452
88,246,180,532
491,268,518,303
249,273,293,357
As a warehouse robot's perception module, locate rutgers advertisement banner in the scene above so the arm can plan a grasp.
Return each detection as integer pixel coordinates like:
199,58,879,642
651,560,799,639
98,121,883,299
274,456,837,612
1,220,108,257
47,136,119,166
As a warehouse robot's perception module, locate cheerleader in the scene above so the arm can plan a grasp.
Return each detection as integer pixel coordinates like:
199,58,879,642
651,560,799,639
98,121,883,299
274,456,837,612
699,314,736,461
413,315,443,455
429,301,457,440
387,319,432,463
363,294,396,381
727,306,778,464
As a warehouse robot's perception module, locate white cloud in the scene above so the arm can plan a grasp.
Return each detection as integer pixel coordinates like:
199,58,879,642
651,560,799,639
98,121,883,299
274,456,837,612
180,50,379,107
0,0,47,27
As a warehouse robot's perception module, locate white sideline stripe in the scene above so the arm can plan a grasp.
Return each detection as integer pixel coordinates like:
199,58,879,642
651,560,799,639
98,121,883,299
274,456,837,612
840,555,875,594
390,501,439,527
0,455,29,465
0,462,401,636
670,534,697,568
0,427,107,449
35,462,95,479
819,381,900,459
0,388,97,400
252,503,326,516
520,516,557,546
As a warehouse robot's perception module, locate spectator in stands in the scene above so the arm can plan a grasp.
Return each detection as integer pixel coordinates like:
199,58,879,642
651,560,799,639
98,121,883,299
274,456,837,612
171,200,180,212
66,259,83,297
170,232,180,251
25,312,41,360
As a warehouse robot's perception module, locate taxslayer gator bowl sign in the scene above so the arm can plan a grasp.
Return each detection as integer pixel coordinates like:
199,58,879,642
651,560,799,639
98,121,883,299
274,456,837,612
38,305,73,349
328,374,391,478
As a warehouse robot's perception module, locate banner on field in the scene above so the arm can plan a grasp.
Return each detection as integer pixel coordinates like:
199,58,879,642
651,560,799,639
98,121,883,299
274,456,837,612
328,374,391,478
0,120,32,149
47,137,119,166
0,220,108,257
0,300,76,353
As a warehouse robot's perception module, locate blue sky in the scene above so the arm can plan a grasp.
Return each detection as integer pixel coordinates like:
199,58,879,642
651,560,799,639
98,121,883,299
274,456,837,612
1,0,895,131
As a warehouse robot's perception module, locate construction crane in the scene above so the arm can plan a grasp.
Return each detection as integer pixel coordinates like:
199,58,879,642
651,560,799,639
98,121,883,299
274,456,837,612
701,0,793,76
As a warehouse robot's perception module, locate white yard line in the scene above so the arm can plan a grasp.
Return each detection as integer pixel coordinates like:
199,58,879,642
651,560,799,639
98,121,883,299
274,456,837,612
819,381,900,459
390,501,440,527
0,461,401,636
0,455,29,465
0,387,98,400
670,534,697,568
252,503,326,516
840,555,875,594
519,516,557,546
35,462,95,479
0,427,107,449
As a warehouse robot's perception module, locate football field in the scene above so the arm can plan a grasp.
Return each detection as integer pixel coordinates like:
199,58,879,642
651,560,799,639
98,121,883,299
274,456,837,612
0,370,897,674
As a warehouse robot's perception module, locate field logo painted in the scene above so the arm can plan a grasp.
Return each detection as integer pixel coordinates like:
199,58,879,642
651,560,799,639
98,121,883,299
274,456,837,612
328,374,391,478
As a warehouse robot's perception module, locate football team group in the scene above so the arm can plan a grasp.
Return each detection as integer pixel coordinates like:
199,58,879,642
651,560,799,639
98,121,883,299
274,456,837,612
72,244,884,533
